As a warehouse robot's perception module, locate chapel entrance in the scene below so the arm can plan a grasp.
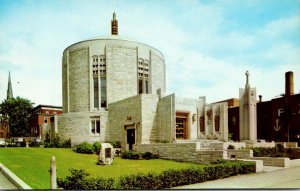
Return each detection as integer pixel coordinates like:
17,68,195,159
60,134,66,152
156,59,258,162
126,128,135,150
176,113,188,139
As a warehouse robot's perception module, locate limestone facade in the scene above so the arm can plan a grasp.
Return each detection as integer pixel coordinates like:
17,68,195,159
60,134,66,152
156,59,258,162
239,71,257,142
57,14,229,147
106,93,228,149
57,36,166,144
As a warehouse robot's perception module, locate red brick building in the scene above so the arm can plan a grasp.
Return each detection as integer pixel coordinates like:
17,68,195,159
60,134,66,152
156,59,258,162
29,105,62,141
228,71,300,145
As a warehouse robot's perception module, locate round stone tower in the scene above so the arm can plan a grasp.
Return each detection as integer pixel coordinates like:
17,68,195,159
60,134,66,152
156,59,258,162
58,13,166,144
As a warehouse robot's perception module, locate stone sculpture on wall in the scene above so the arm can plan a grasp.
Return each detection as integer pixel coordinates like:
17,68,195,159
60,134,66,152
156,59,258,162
200,116,205,132
206,110,212,124
214,115,220,132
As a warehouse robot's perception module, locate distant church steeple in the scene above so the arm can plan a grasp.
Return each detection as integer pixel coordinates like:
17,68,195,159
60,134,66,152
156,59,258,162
111,12,118,35
7,71,13,100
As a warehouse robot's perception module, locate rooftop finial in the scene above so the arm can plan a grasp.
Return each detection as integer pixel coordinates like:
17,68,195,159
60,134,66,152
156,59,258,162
111,12,118,35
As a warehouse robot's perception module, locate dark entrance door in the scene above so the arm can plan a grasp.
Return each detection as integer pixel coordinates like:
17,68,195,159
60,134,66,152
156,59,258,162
127,129,135,150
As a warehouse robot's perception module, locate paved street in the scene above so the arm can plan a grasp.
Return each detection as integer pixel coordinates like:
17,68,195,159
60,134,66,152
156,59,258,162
174,166,300,189
0,172,18,189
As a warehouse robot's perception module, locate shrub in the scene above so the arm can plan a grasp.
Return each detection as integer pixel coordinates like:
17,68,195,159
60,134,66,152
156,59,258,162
44,132,71,148
252,144,284,157
57,169,114,190
121,150,140,159
227,145,235,149
57,161,255,189
93,142,102,155
119,173,163,189
141,152,154,160
62,138,71,148
74,142,94,154
109,141,121,148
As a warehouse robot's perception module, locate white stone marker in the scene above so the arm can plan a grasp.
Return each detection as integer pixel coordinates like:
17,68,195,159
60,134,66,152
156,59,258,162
98,143,114,165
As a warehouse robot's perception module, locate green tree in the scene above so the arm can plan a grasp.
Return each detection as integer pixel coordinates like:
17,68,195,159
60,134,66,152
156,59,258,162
0,97,34,137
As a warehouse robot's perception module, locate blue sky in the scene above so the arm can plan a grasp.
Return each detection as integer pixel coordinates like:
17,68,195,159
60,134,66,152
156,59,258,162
0,0,299,106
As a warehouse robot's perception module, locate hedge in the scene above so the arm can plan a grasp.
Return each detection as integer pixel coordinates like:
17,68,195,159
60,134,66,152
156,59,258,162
57,160,255,189
252,144,284,157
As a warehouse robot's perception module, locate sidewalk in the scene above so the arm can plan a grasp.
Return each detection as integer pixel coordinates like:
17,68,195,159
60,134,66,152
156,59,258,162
174,166,300,189
0,171,18,189
0,163,31,189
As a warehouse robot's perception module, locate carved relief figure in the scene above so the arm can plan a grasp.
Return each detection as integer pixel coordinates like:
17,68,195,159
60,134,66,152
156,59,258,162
214,115,220,131
200,116,205,132
206,110,212,124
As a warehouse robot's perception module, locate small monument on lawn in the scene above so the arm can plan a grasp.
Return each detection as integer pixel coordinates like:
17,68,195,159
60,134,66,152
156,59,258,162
97,143,114,165
239,71,257,142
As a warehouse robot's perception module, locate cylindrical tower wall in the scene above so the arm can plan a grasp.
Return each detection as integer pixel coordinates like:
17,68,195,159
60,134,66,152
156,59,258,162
62,37,165,113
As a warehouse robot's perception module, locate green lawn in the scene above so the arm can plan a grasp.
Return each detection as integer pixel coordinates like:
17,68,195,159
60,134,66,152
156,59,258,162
0,148,205,189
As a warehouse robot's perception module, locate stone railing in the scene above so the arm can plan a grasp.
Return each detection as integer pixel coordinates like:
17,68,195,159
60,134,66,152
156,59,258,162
248,157,290,167
227,149,253,159
276,142,298,148
133,143,226,164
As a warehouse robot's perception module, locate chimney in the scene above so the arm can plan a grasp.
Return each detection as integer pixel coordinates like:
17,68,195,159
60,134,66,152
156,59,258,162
259,95,262,103
285,71,294,96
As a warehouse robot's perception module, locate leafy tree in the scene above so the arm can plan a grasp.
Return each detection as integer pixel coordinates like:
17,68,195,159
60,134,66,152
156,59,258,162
0,97,34,137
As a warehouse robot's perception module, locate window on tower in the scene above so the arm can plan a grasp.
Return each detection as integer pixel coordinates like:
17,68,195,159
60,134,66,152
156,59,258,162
92,55,106,109
94,77,99,108
101,77,107,108
137,58,150,94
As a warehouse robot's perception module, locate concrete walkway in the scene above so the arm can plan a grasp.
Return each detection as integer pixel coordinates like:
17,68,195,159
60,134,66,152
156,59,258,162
0,171,18,189
174,166,300,189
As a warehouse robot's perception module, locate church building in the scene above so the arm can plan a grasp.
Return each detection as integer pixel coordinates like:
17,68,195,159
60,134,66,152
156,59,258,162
57,13,229,148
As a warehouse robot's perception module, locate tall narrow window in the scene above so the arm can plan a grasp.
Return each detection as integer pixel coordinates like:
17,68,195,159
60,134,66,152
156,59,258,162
137,58,150,94
91,120,95,134
94,77,99,108
101,77,107,108
96,120,100,133
145,80,149,94
138,79,143,94
91,118,100,135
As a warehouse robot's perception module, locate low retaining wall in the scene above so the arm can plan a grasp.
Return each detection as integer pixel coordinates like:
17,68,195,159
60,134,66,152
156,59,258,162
210,142,246,150
228,149,253,159
276,142,298,148
289,159,300,166
133,143,226,164
247,142,275,148
248,157,290,167
0,163,31,189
